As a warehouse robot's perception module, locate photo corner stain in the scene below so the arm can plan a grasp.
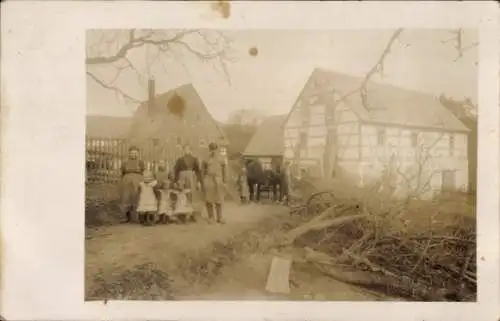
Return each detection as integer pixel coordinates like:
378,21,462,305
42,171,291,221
249,46,259,57
211,0,231,19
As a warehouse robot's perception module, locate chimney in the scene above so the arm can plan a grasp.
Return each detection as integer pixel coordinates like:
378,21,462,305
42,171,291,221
148,78,156,116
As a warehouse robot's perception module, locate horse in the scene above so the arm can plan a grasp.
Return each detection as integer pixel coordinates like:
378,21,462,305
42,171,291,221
245,159,266,202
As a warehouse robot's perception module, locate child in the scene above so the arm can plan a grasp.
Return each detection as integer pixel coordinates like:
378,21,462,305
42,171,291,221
237,166,250,205
136,170,159,226
157,171,175,224
155,161,173,224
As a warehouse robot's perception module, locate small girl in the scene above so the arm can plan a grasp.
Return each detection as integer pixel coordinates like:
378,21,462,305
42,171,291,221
136,170,159,226
237,166,250,204
157,171,175,223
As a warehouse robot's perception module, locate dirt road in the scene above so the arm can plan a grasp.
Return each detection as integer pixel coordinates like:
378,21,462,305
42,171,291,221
85,201,386,301
85,202,284,298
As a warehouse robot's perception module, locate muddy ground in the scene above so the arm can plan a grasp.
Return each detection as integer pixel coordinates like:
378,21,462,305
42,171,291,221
85,201,394,301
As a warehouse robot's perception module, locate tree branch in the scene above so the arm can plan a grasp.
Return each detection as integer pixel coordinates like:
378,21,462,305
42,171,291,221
87,29,178,65
330,29,404,110
86,71,141,103
441,29,478,62
86,29,234,103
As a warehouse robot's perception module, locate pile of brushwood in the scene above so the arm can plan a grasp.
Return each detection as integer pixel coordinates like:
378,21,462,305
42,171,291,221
283,178,476,302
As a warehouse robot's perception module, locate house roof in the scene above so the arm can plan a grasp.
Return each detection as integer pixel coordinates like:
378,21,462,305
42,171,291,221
439,95,477,130
128,83,228,146
86,115,132,138
243,114,287,157
286,68,469,132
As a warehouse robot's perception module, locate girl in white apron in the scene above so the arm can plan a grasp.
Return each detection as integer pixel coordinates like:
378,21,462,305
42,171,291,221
136,170,159,226
157,171,175,223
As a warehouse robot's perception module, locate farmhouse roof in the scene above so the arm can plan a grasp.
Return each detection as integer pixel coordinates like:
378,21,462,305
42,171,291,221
288,68,469,132
243,114,287,157
439,95,477,130
86,115,132,138
129,83,228,145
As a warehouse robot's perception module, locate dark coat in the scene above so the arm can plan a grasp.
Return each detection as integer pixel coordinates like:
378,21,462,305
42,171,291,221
173,154,202,184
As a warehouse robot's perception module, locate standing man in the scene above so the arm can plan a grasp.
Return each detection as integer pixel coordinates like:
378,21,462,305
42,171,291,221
119,146,145,223
202,142,227,224
270,158,283,203
279,160,291,205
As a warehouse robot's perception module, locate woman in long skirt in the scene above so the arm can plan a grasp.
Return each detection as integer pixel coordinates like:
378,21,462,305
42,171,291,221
202,142,227,224
173,144,204,220
119,146,145,223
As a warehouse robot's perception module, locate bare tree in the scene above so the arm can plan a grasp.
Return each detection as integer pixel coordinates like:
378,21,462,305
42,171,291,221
378,131,446,202
441,28,479,62
317,29,404,177
226,108,266,127
86,29,235,104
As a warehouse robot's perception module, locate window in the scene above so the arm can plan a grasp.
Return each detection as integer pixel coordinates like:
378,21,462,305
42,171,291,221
449,134,455,156
309,114,325,126
152,138,159,147
285,129,299,139
300,107,310,125
199,136,207,148
377,128,386,146
308,96,319,104
441,170,456,193
309,104,325,115
410,132,418,147
308,126,326,137
299,131,308,148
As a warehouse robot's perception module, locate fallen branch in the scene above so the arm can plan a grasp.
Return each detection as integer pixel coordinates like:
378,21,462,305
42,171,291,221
310,261,452,301
342,249,397,278
409,236,432,274
302,246,345,266
283,213,367,246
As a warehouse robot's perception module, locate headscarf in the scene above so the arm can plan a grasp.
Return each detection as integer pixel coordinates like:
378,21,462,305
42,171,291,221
208,142,218,151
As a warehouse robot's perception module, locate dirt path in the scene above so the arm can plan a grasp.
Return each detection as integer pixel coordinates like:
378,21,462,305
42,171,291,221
85,202,284,299
85,201,388,301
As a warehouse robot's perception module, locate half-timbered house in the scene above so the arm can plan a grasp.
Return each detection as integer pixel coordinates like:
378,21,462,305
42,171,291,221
283,68,470,199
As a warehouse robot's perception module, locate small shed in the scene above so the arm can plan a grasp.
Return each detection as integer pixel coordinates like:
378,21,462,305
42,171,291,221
243,114,287,170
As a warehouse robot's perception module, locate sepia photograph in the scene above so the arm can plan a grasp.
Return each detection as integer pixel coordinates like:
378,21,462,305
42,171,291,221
2,1,498,320
85,28,478,302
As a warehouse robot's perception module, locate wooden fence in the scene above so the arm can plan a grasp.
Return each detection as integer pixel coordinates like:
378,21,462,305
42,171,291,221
86,137,183,184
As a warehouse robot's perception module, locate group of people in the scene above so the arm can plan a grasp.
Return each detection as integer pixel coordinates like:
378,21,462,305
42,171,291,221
119,142,227,226
237,158,291,205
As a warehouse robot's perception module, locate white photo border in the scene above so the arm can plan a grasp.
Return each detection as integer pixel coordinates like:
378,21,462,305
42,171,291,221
1,1,499,320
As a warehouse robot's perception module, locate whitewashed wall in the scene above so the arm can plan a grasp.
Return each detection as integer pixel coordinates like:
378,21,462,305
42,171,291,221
284,98,361,169
359,124,468,199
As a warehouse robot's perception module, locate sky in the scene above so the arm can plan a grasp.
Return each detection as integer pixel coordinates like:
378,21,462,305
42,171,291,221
86,29,478,122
